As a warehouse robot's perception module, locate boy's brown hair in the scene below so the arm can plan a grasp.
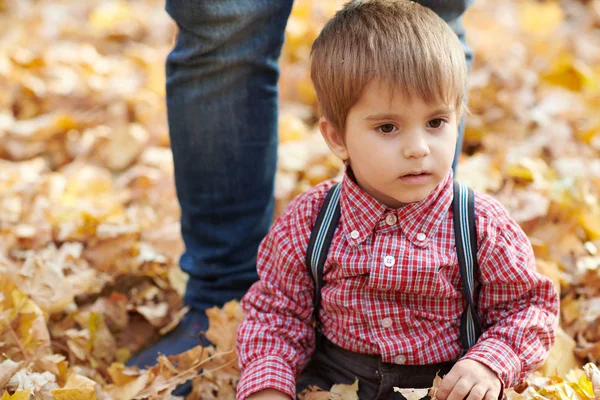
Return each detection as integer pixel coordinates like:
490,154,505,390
310,0,467,132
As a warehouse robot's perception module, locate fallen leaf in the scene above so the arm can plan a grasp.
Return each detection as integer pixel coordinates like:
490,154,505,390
51,374,97,400
393,387,429,400
330,379,359,400
0,360,21,388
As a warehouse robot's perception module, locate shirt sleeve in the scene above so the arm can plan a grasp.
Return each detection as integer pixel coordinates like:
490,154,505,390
461,199,560,393
235,185,328,400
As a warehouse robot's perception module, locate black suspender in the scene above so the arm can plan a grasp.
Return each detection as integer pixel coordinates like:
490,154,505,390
305,181,483,355
452,181,484,356
304,183,342,349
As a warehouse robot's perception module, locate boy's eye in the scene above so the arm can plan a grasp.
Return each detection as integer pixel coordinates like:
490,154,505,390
378,124,396,134
427,118,446,129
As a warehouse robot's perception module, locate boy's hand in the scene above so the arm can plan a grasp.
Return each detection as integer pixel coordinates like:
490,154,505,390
246,388,292,400
435,359,502,400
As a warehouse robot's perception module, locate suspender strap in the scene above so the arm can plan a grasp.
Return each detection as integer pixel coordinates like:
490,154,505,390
305,183,342,348
453,181,483,356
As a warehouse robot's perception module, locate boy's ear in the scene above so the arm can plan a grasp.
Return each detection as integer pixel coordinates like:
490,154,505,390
319,117,349,161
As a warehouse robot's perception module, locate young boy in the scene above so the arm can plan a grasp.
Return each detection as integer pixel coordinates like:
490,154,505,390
235,1,560,399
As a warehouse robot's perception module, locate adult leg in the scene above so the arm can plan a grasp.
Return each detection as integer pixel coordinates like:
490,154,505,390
127,0,294,379
416,0,475,171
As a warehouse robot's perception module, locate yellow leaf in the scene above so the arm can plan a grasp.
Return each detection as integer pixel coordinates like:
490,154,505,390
538,327,581,377
51,389,95,400
578,373,594,398
107,363,140,386
576,123,600,145
7,289,51,355
507,164,534,182
519,1,564,36
54,114,77,131
505,158,550,184
51,374,96,400
296,78,317,106
0,392,32,400
88,312,98,351
579,208,600,240
536,260,562,296
103,369,149,400
542,54,599,92
115,347,131,364
561,294,582,325
464,125,487,142
583,363,600,400
88,1,132,31
8,392,31,400
279,114,310,142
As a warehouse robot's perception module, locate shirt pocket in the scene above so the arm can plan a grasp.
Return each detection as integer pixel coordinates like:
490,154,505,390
325,244,371,280
369,252,462,299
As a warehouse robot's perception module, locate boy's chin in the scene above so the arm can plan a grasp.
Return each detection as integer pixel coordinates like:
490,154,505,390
385,193,430,208
394,189,434,206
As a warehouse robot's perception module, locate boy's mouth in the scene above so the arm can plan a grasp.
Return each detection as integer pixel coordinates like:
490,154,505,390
399,171,432,184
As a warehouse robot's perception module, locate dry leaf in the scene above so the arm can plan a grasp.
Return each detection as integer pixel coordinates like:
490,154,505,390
299,379,359,400
393,388,429,400
204,300,244,352
51,374,97,400
0,392,32,400
330,379,359,400
104,363,150,400
583,363,600,400
0,360,21,388
5,369,58,398
538,327,581,378
0,0,600,398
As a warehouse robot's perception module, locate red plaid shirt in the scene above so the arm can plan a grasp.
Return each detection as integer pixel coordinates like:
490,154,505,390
236,170,560,400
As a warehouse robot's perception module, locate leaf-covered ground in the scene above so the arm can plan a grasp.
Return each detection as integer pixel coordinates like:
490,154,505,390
0,0,600,398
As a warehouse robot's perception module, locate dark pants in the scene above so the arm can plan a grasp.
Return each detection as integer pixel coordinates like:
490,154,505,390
297,338,456,400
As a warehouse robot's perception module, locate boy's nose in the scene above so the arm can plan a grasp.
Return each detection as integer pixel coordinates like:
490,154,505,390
402,132,430,159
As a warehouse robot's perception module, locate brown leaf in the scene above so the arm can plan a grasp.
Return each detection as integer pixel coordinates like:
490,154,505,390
104,364,149,400
205,300,244,353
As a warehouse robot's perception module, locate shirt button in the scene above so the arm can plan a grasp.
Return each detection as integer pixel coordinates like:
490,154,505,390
416,233,426,241
385,214,397,225
383,255,395,267
350,230,360,239
394,355,406,364
382,317,393,328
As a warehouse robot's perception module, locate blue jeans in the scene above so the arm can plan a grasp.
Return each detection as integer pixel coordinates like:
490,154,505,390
165,0,474,312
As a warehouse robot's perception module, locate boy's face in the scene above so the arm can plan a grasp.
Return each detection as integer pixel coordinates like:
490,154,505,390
320,80,459,208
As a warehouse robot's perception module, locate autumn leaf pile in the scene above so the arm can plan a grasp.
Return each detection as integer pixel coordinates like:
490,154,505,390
1,0,600,398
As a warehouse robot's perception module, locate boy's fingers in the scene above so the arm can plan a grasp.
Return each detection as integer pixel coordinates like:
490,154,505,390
446,378,473,400
435,371,460,400
465,384,488,400
485,389,500,400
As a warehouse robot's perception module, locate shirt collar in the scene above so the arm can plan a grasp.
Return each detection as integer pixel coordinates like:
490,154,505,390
340,168,454,247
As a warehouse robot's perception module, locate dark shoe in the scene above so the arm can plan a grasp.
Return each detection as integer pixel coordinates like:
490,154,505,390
126,309,210,396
